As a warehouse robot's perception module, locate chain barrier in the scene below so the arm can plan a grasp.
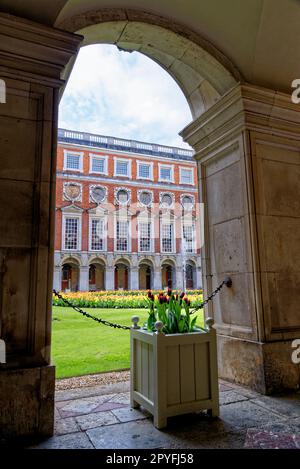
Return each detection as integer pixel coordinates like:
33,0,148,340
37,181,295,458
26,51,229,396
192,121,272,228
53,277,232,331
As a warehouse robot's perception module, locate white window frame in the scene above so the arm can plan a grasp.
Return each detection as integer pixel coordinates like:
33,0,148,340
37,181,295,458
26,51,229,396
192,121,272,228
179,166,194,185
114,215,131,253
138,217,154,253
136,160,153,181
63,150,83,172
182,222,195,254
89,153,108,175
158,163,174,183
114,157,132,178
160,220,175,254
89,216,107,252
62,213,82,251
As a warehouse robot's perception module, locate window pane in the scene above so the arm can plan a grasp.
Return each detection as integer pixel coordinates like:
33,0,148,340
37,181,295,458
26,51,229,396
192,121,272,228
116,161,129,176
162,223,173,252
65,218,78,250
66,154,80,170
181,168,193,184
91,219,104,250
116,220,129,251
138,164,151,179
92,158,105,173
139,222,151,252
183,224,194,253
160,167,172,180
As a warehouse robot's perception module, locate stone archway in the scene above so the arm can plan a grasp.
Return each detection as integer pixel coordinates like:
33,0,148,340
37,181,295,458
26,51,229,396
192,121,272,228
138,259,154,290
89,260,105,291
114,258,131,290
161,260,176,290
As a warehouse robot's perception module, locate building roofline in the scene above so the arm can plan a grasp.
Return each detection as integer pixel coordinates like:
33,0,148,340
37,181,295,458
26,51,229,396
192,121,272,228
58,128,194,162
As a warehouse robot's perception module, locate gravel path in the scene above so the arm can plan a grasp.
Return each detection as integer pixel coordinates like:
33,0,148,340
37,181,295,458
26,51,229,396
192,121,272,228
55,369,130,391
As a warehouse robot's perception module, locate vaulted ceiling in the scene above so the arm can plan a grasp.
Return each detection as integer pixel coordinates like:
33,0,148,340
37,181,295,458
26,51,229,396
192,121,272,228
0,0,299,93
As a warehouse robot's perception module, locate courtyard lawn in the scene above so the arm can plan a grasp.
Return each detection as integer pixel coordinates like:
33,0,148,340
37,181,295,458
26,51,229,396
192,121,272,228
52,306,204,379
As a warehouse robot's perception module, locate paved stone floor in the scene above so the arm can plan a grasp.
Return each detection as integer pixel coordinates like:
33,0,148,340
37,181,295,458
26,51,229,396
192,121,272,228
31,380,299,449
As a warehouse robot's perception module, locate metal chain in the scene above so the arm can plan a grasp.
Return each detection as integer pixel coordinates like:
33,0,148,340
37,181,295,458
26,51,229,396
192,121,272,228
53,277,232,330
189,277,232,315
53,289,131,330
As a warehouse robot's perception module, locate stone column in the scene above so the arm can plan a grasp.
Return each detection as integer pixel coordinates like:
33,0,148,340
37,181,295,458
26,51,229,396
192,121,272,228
175,268,184,291
153,268,162,290
53,266,61,292
181,84,300,394
79,266,89,292
130,267,139,290
105,267,115,291
195,267,203,289
0,14,82,439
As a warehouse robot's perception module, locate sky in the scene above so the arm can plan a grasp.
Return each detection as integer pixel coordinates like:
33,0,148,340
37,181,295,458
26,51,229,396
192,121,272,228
58,44,192,149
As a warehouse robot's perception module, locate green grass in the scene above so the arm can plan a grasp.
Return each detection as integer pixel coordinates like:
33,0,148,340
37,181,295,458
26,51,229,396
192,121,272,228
52,306,204,379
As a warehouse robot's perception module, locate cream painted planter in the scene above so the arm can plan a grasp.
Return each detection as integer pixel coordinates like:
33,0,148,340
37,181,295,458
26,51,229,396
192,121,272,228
130,318,219,429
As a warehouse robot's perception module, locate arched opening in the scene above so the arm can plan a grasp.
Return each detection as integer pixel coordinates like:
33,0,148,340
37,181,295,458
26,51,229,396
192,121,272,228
139,262,153,290
89,262,105,291
61,262,79,292
161,262,176,290
114,262,129,290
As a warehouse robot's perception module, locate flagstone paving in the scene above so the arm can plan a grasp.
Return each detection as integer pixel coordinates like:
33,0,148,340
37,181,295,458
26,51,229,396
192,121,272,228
28,379,300,449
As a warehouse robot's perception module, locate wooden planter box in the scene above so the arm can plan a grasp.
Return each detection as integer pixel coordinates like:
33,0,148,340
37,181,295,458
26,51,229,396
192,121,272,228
130,318,219,429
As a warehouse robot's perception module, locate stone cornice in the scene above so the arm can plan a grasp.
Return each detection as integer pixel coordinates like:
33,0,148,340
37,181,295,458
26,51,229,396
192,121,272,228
0,13,82,85
180,84,300,156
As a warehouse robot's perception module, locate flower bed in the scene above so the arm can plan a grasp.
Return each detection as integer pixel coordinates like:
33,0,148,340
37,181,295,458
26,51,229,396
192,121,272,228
52,290,203,309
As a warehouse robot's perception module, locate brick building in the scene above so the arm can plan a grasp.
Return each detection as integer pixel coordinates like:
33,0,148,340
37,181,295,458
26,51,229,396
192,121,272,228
53,128,202,292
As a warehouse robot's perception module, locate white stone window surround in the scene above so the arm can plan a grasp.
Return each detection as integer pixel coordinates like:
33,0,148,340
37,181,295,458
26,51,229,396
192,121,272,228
136,160,154,181
158,163,174,183
137,189,154,207
89,153,108,175
138,215,154,253
63,149,84,172
89,215,107,251
89,185,108,204
63,181,82,202
114,212,132,253
114,187,132,206
159,191,175,209
179,166,194,185
62,212,82,251
180,193,195,210
114,157,132,178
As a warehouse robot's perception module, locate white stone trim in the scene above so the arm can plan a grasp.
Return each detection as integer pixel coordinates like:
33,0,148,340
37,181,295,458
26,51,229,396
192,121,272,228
63,149,83,172
159,192,175,209
89,153,108,175
89,184,108,204
114,187,132,206
88,214,107,252
180,193,195,210
114,157,132,178
137,189,153,207
62,211,82,251
179,166,194,185
158,163,174,183
136,160,154,181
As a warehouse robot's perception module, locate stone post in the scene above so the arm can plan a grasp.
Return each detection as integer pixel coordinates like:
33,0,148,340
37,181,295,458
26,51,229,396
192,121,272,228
0,13,82,439
153,268,162,290
79,266,89,292
105,266,115,291
53,266,61,292
181,83,300,393
130,267,139,290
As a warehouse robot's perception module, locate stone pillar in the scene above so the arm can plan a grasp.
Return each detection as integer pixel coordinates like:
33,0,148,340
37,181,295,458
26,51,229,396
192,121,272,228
53,266,61,292
130,267,139,290
176,268,184,291
181,84,300,394
153,268,162,290
105,267,115,291
0,14,82,439
196,267,203,289
79,266,89,292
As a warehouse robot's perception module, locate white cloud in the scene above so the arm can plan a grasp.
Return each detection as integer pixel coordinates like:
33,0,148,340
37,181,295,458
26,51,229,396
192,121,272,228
59,44,192,149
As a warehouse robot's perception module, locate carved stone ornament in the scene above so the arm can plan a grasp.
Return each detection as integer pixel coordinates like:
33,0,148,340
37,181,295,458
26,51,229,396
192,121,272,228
63,182,82,202
114,187,131,206
90,185,107,204
138,190,153,207
159,192,174,208
180,194,194,210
